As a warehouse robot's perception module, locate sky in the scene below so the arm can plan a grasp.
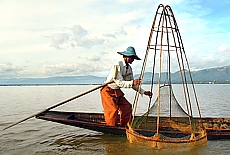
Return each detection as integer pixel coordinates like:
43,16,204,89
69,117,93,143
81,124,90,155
0,0,230,78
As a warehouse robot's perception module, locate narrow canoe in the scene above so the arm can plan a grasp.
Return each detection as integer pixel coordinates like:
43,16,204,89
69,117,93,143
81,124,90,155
36,110,230,140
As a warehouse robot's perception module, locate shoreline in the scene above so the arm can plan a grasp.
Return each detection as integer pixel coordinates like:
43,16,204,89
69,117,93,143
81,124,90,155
1,82,230,86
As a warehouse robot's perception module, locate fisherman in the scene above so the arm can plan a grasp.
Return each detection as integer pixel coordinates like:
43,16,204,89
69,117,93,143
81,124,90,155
100,46,152,127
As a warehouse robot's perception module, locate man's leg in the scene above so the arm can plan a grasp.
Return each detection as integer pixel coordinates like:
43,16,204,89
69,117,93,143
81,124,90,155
100,87,119,126
118,97,132,127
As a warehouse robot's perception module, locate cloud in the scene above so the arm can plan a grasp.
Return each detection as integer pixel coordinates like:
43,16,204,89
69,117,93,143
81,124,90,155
41,63,77,76
50,25,107,49
204,44,230,65
50,33,70,49
0,63,21,73
103,33,117,38
0,60,108,78
216,44,230,64
41,61,107,77
187,44,230,71
218,44,230,52
1,1,230,78
103,27,128,39
0,63,25,77
86,56,101,62
72,25,105,48
76,37,105,48
72,25,88,40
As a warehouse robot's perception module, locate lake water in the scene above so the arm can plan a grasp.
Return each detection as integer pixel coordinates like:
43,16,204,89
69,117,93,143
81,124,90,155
0,84,230,155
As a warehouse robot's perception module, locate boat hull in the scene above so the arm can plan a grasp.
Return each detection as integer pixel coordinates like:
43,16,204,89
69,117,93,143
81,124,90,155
36,110,230,140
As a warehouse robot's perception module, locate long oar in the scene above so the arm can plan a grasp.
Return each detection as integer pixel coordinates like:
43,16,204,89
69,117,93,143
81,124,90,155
3,81,113,130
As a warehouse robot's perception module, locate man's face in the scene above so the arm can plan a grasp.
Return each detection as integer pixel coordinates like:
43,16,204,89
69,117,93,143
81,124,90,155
124,56,135,64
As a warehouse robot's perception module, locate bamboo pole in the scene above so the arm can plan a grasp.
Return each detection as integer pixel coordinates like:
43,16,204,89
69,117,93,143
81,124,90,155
3,81,113,130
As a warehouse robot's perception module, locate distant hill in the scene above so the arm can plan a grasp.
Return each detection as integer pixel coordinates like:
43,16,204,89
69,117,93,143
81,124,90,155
0,65,229,85
191,66,230,83
137,65,230,84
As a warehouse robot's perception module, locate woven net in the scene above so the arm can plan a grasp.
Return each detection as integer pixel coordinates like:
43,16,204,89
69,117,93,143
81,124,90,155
126,4,207,149
126,84,207,149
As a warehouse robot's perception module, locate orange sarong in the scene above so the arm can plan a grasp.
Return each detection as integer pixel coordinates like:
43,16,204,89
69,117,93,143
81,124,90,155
100,85,132,127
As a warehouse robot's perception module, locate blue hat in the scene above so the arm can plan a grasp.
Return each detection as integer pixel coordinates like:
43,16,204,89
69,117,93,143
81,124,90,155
117,46,141,60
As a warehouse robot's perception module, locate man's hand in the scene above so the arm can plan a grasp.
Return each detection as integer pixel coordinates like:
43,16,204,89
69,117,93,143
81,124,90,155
133,78,153,98
133,78,141,86
144,91,153,98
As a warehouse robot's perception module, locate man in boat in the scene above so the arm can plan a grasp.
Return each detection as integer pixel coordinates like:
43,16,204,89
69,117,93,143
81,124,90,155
100,46,152,127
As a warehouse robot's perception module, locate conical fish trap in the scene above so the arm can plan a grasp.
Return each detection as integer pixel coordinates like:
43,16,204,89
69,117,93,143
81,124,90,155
126,4,207,149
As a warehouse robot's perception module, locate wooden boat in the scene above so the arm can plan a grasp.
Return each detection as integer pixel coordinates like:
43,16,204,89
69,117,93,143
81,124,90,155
36,110,230,140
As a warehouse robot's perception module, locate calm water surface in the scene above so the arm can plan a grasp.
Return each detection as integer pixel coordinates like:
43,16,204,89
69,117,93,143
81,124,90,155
0,84,230,155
